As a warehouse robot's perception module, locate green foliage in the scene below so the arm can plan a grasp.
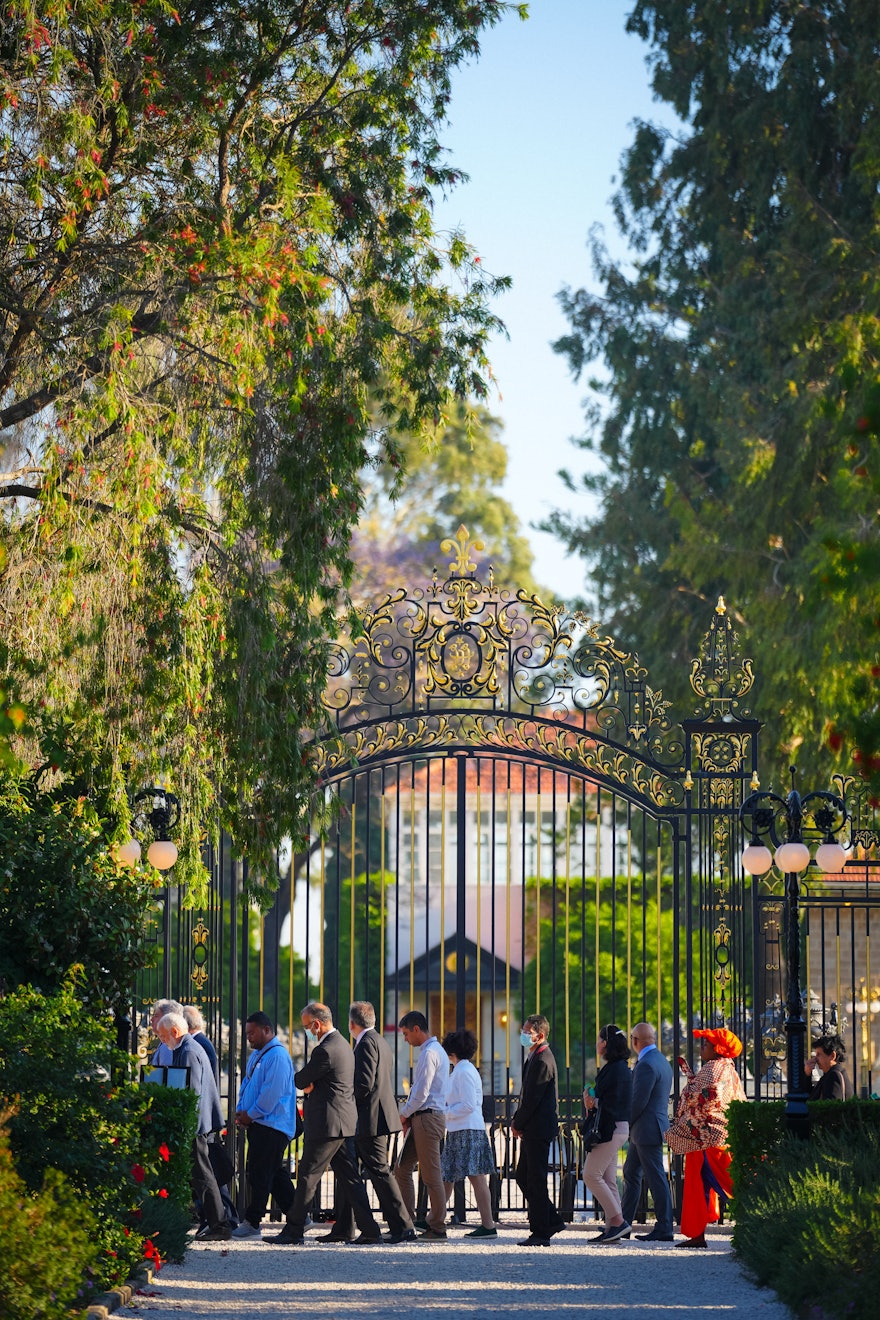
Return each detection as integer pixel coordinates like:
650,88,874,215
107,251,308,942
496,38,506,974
0,983,199,1298
0,774,157,1010
0,1109,101,1320
549,0,880,791
732,1118,880,1319
355,400,542,599
0,0,524,901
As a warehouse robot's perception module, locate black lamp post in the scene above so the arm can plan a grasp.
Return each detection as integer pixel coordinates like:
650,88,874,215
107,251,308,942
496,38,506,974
739,768,848,1135
116,786,181,999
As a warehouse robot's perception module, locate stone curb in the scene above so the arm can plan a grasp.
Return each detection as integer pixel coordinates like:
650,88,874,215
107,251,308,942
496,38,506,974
85,1265,154,1320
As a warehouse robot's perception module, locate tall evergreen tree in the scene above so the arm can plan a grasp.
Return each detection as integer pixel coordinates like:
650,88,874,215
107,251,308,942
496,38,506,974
549,0,880,794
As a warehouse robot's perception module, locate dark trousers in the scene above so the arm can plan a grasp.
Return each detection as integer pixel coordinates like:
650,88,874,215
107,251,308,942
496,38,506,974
334,1132,413,1238
287,1137,379,1237
515,1137,564,1239
243,1123,296,1228
191,1134,226,1230
620,1138,674,1234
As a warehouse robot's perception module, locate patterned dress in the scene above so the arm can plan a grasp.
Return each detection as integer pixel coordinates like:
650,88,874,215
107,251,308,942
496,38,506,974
665,1057,746,1238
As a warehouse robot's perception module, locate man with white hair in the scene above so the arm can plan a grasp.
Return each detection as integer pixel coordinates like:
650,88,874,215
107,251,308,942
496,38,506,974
183,1004,219,1084
156,1011,232,1242
151,998,183,1065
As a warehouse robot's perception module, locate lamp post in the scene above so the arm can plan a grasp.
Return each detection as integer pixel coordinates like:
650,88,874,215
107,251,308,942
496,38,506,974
739,767,848,1135
115,786,181,999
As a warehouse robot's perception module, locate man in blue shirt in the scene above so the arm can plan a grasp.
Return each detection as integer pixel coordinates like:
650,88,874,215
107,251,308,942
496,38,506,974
233,1011,300,1239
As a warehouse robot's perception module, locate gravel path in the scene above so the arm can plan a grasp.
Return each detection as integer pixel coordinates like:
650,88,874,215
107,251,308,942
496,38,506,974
114,1221,791,1320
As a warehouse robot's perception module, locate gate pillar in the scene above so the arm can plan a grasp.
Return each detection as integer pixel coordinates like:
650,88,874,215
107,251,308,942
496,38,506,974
682,598,760,1051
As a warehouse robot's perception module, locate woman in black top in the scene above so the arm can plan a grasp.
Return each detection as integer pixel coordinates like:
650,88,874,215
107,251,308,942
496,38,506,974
805,1033,851,1100
582,1023,632,1243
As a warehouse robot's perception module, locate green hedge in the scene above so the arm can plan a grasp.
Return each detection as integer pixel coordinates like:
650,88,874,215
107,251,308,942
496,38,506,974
0,983,198,1310
730,1100,880,1320
0,1109,99,1320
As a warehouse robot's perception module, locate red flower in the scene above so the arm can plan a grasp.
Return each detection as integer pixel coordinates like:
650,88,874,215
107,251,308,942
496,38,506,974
158,1143,171,1162
157,1188,168,1198
131,1164,145,1184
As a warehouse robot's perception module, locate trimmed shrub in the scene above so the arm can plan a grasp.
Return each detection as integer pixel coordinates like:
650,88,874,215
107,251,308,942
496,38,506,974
0,1108,100,1320
732,1108,880,1320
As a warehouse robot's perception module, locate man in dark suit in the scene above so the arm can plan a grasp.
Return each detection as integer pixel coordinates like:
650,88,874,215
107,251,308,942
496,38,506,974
267,1001,382,1246
511,1013,565,1247
325,1001,415,1244
620,1021,675,1242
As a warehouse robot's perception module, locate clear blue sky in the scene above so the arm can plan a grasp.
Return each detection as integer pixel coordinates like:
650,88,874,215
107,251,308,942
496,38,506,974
431,1,665,602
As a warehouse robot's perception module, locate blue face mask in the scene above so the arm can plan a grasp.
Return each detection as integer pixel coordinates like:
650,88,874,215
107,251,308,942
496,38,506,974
520,1030,534,1049
305,1028,318,1043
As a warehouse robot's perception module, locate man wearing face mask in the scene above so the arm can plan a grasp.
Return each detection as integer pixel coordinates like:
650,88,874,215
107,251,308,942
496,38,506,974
511,1013,565,1246
267,1001,382,1246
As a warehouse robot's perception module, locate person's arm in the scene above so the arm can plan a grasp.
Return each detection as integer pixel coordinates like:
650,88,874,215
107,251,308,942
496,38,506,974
445,1066,480,1122
245,1049,291,1123
400,1047,439,1118
628,1058,651,1125
512,1053,552,1131
294,1043,332,1092
354,1035,379,1103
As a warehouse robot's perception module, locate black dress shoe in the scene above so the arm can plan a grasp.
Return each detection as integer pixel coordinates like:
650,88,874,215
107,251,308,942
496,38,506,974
635,1230,675,1242
267,1227,306,1244
316,1231,354,1243
547,1222,566,1238
385,1228,416,1243
350,1232,383,1245
517,1234,551,1246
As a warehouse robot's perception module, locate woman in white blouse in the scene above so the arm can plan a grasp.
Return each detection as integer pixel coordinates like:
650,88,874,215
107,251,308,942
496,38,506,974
440,1029,498,1238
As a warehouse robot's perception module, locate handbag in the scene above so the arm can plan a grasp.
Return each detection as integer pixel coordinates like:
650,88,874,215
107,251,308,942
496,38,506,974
580,1101,603,1152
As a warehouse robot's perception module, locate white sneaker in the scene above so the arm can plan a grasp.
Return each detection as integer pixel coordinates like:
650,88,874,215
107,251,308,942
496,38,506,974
231,1222,262,1239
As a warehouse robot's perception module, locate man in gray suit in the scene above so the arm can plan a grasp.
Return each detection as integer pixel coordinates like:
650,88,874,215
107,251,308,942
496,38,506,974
267,1001,382,1246
620,1021,674,1242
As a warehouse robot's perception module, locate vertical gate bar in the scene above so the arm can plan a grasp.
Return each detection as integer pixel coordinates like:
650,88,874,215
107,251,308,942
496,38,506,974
835,907,841,1055
349,794,356,1012
867,919,873,1095
564,795,571,1076
520,763,526,1025
505,771,512,1083
656,825,662,1032
288,841,294,1035
580,780,588,1094
594,787,601,1044
476,761,482,1059
439,760,446,1035
259,912,265,1010
318,835,326,1003
424,759,431,1018
408,761,415,1013
626,801,632,1034
489,758,498,1083
238,860,249,1082
456,754,468,1027
380,769,386,1035
535,775,541,1012
610,791,617,1023
364,770,372,1022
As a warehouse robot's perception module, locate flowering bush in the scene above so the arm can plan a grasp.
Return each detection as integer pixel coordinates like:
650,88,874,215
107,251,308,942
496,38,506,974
0,983,198,1307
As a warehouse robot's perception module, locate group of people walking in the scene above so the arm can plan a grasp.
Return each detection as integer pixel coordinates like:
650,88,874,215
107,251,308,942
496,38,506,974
149,996,780,1248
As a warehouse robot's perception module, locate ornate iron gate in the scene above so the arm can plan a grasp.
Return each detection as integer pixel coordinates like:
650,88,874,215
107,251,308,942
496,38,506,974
135,526,880,1139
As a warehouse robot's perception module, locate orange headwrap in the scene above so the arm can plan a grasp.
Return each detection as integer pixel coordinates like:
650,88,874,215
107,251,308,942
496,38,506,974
692,1027,743,1059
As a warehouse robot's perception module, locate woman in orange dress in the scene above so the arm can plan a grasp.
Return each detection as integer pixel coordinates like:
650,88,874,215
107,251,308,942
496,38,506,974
664,1027,746,1248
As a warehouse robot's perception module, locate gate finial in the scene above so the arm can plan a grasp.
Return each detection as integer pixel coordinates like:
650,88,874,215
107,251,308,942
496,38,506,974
690,598,754,717
441,524,484,580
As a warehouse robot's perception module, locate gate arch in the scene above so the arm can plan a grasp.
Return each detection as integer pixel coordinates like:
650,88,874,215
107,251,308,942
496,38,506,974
305,525,761,1114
